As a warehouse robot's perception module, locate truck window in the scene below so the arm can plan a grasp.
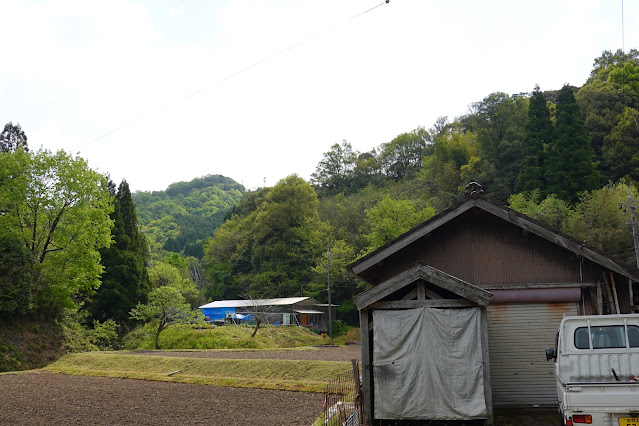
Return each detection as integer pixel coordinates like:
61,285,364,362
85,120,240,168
574,328,590,349
575,326,632,349
591,326,625,349
629,326,639,348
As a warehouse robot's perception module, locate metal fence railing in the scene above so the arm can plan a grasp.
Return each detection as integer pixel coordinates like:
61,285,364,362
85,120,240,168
320,360,362,426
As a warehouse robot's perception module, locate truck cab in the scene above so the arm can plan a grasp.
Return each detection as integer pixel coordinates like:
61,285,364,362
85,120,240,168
546,314,639,426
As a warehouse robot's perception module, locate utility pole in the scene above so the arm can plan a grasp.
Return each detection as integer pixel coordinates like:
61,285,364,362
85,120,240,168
327,244,332,340
619,186,639,268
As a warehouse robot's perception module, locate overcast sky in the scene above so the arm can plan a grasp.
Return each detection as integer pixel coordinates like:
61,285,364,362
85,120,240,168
2,0,638,192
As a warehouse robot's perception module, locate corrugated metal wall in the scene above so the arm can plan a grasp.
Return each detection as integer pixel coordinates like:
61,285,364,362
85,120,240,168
487,303,578,407
376,211,604,287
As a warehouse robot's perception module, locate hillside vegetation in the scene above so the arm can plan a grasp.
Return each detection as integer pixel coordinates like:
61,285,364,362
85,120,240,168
2,49,639,372
133,174,244,258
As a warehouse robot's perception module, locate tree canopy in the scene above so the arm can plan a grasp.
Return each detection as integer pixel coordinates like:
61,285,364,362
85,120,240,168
0,147,113,314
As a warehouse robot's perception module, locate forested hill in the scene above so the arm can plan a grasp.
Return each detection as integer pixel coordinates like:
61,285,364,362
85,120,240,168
132,175,244,258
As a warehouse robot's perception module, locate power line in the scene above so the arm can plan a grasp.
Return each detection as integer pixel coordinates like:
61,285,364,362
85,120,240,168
86,1,391,146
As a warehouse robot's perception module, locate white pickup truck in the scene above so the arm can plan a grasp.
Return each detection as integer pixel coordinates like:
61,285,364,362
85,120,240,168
546,314,639,426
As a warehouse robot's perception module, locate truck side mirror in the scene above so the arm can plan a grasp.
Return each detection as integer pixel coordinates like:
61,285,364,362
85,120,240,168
545,348,556,361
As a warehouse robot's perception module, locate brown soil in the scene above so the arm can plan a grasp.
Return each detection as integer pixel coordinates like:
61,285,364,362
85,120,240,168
0,346,359,425
0,372,323,425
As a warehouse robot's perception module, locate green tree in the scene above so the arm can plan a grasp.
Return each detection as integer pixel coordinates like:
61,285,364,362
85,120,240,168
577,50,639,179
204,175,323,299
602,107,639,185
364,195,436,250
129,285,198,349
0,234,33,315
310,141,358,196
545,85,601,203
466,92,528,201
379,127,431,181
516,86,553,193
509,183,637,262
0,148,114,313
0,122,28,153
149,262,198,306
88,180,151,326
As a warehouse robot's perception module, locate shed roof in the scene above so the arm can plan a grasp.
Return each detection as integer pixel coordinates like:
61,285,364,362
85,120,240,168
354,262,493,310
348,194,639,284
199,297,314,309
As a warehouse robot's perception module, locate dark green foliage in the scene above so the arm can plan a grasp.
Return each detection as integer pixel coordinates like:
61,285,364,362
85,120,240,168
379,127,431,180
0,122,28,153
133,175,244,258
89,180,151,325
310,141,358,196
516,86,553,193
0,234,33,315
545,85,600,203
603,107,639,185
204,175,324,300
577,50,639,179
467,92,528,202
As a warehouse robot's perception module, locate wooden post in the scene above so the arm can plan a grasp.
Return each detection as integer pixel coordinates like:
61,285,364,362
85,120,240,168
610,272,621,314
602,272,615,314
359,309,372,426
596,282,604,315
629,278,636,313
480,308,494,425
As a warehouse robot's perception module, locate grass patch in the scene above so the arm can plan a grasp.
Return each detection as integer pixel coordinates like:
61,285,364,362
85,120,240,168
123,323,329,350
46,352,351,392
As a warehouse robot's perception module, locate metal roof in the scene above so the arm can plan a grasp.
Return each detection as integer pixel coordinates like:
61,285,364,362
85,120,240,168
199,297,313,309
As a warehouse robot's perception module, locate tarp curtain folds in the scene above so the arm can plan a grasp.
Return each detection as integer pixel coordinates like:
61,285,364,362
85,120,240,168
373,307,487,420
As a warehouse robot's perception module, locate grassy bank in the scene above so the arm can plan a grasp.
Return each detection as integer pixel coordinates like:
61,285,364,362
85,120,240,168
46,352,351,392
0,319,65,372
123,323,330,350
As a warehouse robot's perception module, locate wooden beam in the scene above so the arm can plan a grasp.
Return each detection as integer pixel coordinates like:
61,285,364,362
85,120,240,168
401,289,417,300
354,267,423,309
416,282,426,300
610,272,620,314
354,264,492,309
629,278,635,313
596,282,604,315
602,272,615,314
368,299,477,309
359,309,372,426
423,286,442,300
484,282,598,290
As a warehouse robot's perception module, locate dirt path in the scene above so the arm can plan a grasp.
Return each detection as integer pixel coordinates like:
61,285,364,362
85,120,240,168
0,372,323,425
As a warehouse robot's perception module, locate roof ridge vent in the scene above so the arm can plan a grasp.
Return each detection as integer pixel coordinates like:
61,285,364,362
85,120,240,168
464,182,484,199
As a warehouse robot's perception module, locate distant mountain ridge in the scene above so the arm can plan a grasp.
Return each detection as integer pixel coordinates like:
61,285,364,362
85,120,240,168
132,174,245,258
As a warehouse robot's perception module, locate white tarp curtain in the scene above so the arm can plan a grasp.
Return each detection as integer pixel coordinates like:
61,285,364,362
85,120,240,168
373,307,487,421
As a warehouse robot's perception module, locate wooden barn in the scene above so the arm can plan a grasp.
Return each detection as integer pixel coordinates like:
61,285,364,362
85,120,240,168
348,183,639,425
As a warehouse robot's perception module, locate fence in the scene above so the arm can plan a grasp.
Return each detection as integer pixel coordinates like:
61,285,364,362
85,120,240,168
321,359,362,426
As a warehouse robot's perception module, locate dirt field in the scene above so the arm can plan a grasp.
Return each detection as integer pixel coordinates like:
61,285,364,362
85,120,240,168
0,346,358,426
0,372,323,425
